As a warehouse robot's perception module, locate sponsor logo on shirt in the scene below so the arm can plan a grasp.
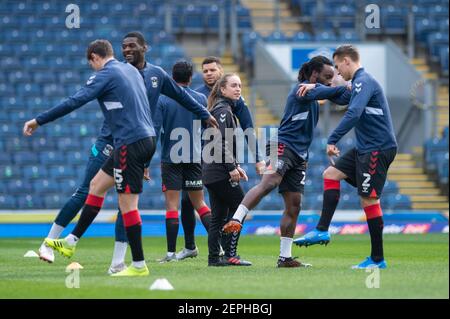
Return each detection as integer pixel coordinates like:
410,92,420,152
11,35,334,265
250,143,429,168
185,180,203,187
104,101,124,110
102,144,113,157
151,76,158,88
365,107,384,115
86,75,96,85
292,111,309,121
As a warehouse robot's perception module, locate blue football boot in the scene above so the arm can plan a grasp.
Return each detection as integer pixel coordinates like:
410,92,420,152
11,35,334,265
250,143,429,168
351,257,387,269
293,229,331,247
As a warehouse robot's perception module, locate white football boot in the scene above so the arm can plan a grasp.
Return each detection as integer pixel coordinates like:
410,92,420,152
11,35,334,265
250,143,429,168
38,241,55,263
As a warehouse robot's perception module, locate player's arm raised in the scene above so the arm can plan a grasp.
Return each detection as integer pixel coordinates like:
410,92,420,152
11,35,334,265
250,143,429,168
297,83,351,105
23,70,109,136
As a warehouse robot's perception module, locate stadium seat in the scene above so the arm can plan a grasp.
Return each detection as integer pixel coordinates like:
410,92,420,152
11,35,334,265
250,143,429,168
17,194,45,209
43,193,65,209
315,31,337,42
13,151,39,165
23,165,48,180
8,179,33,195
383,194,412,210
48,165,76,179
4,137,31,153
291,31,313,42
32,179,61,195
0,195,16,209
339,30,360,42
0,165,21,180
264,31,289,42
39,151,66,165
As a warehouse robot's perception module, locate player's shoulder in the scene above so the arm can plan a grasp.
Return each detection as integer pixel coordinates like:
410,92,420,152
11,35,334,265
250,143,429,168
157,94,171,105
143,63,167,78
195,84,209,95
188,87,207,102
211,99,233,116
352,70,378,94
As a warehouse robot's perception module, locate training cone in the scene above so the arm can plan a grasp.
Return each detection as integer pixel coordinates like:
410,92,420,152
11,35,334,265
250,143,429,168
149,278,174,291
24,250,39,258
66,262,84,271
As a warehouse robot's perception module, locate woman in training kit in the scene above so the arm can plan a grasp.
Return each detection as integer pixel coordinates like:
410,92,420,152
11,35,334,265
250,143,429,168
203,73,252,266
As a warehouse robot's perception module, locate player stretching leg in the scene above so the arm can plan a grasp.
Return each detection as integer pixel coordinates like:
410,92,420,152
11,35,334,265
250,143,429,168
223,56,346,267
293,45,397,269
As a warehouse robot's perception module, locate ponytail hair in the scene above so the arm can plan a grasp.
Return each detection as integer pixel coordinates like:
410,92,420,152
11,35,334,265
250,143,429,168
207,73,238,111
298,55,333,82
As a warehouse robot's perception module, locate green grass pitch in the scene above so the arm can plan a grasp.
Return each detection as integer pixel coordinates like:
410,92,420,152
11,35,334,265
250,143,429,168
0,234,448,299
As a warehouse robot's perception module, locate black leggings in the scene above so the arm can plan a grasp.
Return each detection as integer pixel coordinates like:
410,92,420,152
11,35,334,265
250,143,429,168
205,179,245,262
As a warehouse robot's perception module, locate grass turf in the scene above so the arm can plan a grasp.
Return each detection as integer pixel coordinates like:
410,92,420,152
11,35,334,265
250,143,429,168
0,234,448,299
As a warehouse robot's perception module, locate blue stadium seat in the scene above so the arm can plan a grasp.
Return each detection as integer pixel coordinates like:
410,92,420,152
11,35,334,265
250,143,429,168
339,31,360,41
0,165,21,180
8,110,29,123
183,5,205,32
33,71,57,84
427,32,449,60
8,179,33,195
383,194,412,210
23,165,48,180
4,137,32,152
32,179,60,195
13,151,39,165
415,18,439,42
437,152,449,185
44,193,65,209
49,165,76,179
424,137,448,171
39,151,66,165
439,18,448,32
206,5,220,30
42,124,71,138
17,194,45,209
0,195,16,209
440,46,449,76
411,4,429,19
264,31,289,42
70,123,99,137
428,4,449,19
339,193,360,209
382,5,407,34
1,57,21,71
291,31,313,42
66,151,85,165
31,137,57,151
315,31,337,42
8,70,32,85
1,122,20,137
383,180,399,194
56,137,83,151
103,193,119,209
21,83,41,97
237,5,252,29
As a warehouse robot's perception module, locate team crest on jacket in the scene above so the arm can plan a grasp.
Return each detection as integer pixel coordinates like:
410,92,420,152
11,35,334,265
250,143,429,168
151,76,158,88
276,159,284,170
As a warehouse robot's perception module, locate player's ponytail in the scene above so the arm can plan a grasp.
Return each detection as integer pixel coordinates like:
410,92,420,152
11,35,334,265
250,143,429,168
207,73,236,111
298,61,310,82
298,55,333,82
